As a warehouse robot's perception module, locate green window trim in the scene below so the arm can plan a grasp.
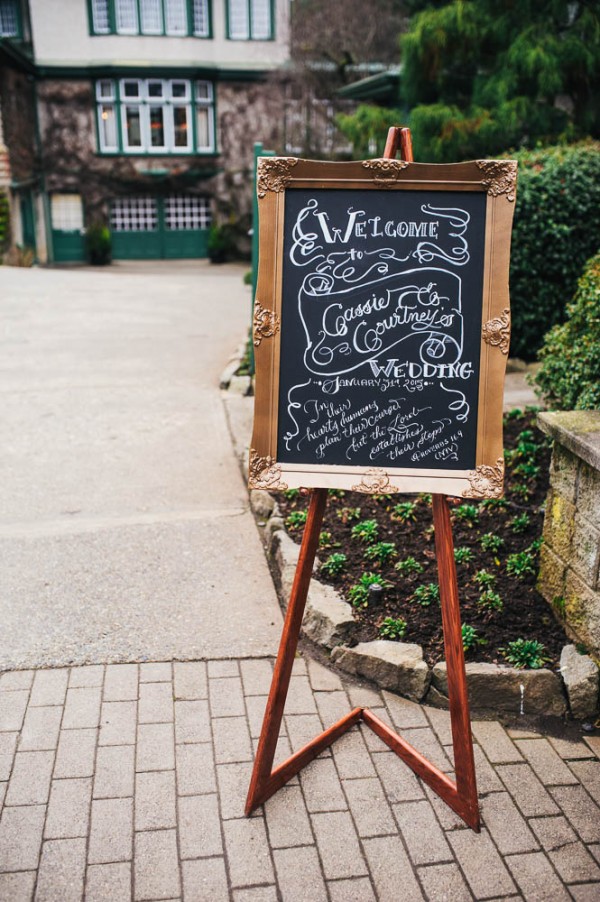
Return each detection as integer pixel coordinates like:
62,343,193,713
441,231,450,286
226,0,274,41
89,0,212,39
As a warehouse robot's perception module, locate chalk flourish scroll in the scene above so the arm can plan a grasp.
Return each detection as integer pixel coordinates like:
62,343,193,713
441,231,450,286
257,158,298,198
253,301,280,347
482,308,511,354
249,449,288,491
351,468,401,494
475,161,517,202
463,457,505,498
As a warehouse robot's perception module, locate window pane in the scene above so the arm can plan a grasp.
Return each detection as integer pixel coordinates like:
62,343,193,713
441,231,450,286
195,80,212,101
148,81,164,98
251,0,271,39
165,195,211,230
91,0,110,34
165,0,187,34
170,81,189,99
100,105,118,150
125,107,142,147
140,0,162,34
228,0,249,39
196,107,212,150
51,195,84,231
193,0,209,36
115,0,139,33
173,106,190,147
97,80,115,101
149,107,165,147
111,197,158,232
122,80,141,99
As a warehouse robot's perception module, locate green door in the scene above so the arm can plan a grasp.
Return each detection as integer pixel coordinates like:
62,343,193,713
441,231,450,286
20,190,36,253
110,195,210,260
50,194,85,262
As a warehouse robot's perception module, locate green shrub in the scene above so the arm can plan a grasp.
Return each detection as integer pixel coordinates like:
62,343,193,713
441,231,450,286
85,223,111,265
321,553,347,578
208,223,237,263
509,143,600,361
502,638,549,669
379,617,407,641
534,251,600,409
0,191,9,250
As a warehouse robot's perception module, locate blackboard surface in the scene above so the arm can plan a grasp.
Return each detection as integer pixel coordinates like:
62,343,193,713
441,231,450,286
277,188,487,472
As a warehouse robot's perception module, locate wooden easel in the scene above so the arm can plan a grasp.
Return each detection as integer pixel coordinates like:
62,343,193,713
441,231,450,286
245,127,480,832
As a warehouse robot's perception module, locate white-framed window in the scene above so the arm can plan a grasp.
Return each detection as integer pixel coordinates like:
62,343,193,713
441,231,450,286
165,195,211,230
0,0,20,37
96,78,215,154
111,197,158,232
91,0,211,37
227,0,272,40
51,195,84,231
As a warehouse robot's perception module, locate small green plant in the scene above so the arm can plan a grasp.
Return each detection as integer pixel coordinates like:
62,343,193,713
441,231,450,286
379,617,408,641
328,489,346,498
510,513,531,534
454,546,474,564
480,533,505,554
337,506,361,524
85,223,112,265
462,624,482,652
552,595,566,619
412,583,440,607
453,504,480,527
351,519,379,544
348,573,391,608
318,531,336,548
513,461,541,480
506,550,536,579
504,408,524,421
473,570,496,589
477,589,504,612
418,493,433,504
502,638,549,669
391,501,417,523
395,556,424,576
321,553,348,578
512,483,533,501
365,542,397,565
481,498,509,510
283,488,300,500
286,510,307,531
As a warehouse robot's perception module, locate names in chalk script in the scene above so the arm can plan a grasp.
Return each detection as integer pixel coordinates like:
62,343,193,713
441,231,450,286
277,188,487,471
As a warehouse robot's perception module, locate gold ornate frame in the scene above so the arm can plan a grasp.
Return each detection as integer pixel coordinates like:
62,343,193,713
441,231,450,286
250,158,517,498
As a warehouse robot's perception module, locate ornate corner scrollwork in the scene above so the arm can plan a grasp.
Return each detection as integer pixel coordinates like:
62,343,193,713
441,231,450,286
463,458,505,499
475,161,518,202
351,468,401,494
362,158,409,188
257,157,298,198
249,450,288,492
482,308,511,354
253,301,280,347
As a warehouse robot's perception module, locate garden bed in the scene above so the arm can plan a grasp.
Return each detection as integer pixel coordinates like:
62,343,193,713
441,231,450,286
277,409,570,670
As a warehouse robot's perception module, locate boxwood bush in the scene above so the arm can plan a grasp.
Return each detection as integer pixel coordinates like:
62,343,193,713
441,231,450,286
509,143,600,361
534,251,600,410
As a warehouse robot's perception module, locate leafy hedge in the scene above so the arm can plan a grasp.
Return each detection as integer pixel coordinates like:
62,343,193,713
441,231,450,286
534,251,600,410
509,143,600,360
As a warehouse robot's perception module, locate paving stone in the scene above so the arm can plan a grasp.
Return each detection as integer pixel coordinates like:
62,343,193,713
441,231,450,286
54,728,97,778
94,745,135,799
284,676,318,715
136,723,175,772
285,714,326,754
332,728,376,780
307,659,343,692
173,662,207,700
584,734,600,757
548,735,596,759
0,733,18,782
138,682,173,725
99,700,137,746
216,761,254,820
0,672,34,691
245,695,268,739
240,659,273,696
529,816,600,883
314,690,350,726
472,744,504,793
300,756,348,813
35,837,86,902
480,791,539,855
569,759,600,805
18,706,62,752
311,811,368,880
424,705,453,746
5,750,54,806
209,677,246,718
363,834,425,901
208,660,239,678
448,828,517,898
416,862,472,901
182,857,228,902
45,778,92,839
86,862,132,901
68,666,103,688
234,887,278,902
177,742,216,797
134,829,180,900
342,777,396,838
291,658,307,676
328,876,376,901
135,770,176,831
360,709,396,753
505,850,571,902
264,785,313,849
400,727,452,773
0,691,29,732
29,670,68,707
0,872,36,901
273,845,327,902
0,805,45,872
175,700,211,744
372,751,425,803
104,665,138,702
394,799,453,865
88,798,133,865
139,662,172,683
496,763,560,817
570,885,600,902
549,784,600,843
422,784,471,832
178,794,223,859
223,817,274,888
471,721,522,764
62,687,101,730
383,691,429,729
213,716,253,764
515,738,579,786
0,783,5,812
346,683,381,708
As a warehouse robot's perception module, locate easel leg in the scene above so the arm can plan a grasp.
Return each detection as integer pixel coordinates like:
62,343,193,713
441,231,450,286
245,487,328,815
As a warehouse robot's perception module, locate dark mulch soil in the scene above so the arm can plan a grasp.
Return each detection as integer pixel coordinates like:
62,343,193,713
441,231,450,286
276,409,570,669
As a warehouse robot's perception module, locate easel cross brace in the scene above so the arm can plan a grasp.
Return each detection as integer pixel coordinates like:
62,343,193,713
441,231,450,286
245,127,480,832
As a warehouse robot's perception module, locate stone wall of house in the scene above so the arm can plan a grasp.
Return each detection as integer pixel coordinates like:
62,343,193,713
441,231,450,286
0,65,37,184
538,410,600,657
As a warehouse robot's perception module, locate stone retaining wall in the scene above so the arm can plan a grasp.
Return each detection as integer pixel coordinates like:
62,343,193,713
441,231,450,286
538,411,600,658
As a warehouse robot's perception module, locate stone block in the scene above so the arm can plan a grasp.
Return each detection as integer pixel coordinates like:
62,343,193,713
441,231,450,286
331,641,430,702
578,459,600,530
431,661,567,717
302,582,355,648
560,645,599,720
543,489,576,560
271,531,300,602
250,489,275,519
564,570,600,657
572,514,600,588
549,444,579,503
537,544,567,607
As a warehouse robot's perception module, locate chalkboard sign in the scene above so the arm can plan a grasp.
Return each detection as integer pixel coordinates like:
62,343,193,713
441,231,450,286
250,158,517,499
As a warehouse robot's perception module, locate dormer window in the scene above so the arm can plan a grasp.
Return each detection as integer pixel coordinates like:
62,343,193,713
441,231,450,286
90,0,211,38
0,0,20,37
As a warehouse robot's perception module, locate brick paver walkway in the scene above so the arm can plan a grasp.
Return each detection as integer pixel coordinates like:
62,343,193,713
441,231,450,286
0,658,599,901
